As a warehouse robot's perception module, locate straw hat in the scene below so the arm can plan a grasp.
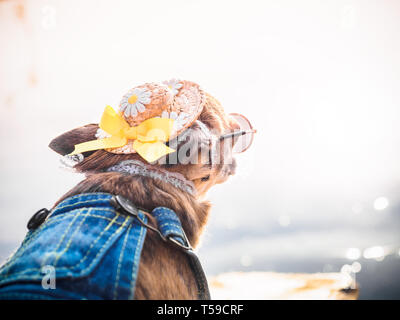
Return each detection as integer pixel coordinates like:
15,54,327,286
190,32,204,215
96,79,207,155
51,78,255,165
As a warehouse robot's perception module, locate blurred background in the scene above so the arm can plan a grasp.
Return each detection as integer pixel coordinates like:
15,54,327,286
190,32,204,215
1,0,399,299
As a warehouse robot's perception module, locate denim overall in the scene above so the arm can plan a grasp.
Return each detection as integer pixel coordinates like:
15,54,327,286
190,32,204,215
0,193,203,300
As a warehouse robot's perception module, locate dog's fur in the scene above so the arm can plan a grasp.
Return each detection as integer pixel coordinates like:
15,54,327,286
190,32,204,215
49,93,239,299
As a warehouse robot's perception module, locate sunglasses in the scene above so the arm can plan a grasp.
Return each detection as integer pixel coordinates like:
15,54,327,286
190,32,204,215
219,113,256,153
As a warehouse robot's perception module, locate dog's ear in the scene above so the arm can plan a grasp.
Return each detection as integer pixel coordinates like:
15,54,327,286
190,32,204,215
49,124,99,156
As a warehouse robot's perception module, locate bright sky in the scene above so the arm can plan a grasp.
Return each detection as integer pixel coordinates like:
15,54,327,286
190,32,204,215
0,0,399,264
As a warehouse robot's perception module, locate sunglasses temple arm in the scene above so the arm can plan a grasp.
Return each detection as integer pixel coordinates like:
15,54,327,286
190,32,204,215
219,130,255,141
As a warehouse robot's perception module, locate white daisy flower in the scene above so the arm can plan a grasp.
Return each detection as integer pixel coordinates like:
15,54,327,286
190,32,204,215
161,111,191,131
120,88,151,117
163,79,183,96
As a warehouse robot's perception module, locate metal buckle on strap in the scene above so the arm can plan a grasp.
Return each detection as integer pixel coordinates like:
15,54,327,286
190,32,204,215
111,195,193,250
110,195,165,240
167,234,192,251
110,195,139,218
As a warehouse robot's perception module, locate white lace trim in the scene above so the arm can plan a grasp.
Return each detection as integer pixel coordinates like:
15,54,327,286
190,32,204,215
106,160,196,195
95,128,111,139
60,153,84,168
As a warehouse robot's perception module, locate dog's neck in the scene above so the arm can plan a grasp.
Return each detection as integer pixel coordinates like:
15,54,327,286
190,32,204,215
54,164,211,247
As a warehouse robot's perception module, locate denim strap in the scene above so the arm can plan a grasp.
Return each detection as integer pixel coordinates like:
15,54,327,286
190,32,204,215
151,207,190,248
151,206,210,300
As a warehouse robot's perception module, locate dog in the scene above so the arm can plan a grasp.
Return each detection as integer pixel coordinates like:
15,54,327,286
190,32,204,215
0,80,255,299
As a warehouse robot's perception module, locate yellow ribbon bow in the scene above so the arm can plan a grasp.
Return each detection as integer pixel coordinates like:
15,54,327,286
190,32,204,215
70,105,176,163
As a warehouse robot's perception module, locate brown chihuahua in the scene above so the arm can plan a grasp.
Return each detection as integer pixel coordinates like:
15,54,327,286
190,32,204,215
47,81,255,299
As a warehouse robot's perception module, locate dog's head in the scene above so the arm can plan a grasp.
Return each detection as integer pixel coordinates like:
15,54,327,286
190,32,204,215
49,81,255,198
